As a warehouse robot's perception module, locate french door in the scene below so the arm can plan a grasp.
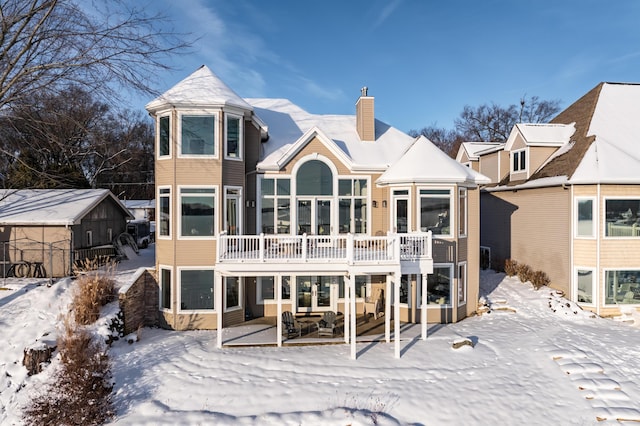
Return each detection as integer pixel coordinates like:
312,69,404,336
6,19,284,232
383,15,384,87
297,198,332,235
296,276,332,312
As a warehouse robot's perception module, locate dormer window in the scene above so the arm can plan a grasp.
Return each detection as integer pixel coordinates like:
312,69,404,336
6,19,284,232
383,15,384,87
512,149,526,172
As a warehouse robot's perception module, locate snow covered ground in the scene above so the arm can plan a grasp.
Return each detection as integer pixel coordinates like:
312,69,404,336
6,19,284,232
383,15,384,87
2,246,640,425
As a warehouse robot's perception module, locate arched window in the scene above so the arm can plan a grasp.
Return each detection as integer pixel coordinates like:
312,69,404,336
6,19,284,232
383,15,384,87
296,160,333,196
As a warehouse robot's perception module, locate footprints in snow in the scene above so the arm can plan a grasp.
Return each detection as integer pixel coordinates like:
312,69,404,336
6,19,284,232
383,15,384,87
549,348,640,423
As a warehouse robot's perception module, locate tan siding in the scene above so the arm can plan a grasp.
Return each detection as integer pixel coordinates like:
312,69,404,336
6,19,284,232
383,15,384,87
499,150,510,181
511,134,527,150
470,161,480,172
573,239,597,266
174,240,217,265
482,187,571,294
371,180,390,234
279,137,351,175
599,185,640,269
466,187,481,318
479,152,500,183
530,146,558,175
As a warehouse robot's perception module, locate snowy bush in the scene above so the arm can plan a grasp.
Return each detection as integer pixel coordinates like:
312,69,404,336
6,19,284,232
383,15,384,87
516,263,534,283
73,272,116,326
23,316,114,425
531,270,550,290
504,259,518,276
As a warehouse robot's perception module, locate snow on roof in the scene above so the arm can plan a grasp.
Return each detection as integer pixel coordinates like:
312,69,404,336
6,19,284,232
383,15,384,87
122,199,155,210
569,136,640,184
516,123,576,145
378,136,491,185
457,142,503,161
0,189,129,226
146,65,252,112
247,98,416,170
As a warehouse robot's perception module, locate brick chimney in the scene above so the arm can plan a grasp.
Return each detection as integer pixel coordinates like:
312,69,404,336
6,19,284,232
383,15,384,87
356,87,375,141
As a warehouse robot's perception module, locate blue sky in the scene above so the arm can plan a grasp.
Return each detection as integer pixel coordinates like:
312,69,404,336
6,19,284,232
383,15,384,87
137,0,640,133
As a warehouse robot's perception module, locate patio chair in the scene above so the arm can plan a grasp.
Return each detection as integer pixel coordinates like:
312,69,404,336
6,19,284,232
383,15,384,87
317,310,338,337
282,311,302,338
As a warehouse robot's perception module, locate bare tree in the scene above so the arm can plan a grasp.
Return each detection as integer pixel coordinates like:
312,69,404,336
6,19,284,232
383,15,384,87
1,86,152,193
409,124,465,157
0,0,190,110
454,96,562,142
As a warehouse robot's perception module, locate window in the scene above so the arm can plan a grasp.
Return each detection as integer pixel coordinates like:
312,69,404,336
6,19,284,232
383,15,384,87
180,269,214,311
337,275,368,299
576,198,595,238
180,187,216,237
258,276,291,302
458,188,467,237
225,115,242,159
107,228,113,242
158,187,171,238
605,199,640,237
159,115,170,157
225,277,241,310
180,114,215,156
338,178,368,233
399,275,409,305
296,160,333,196
576,269,594,304
427,266,452,305
225,187,242,235
512,149,526,172
605,270,640,305
260,178,290,234
160,267,171,310
458,263,467,304
86,230,93,247
419,189,451,236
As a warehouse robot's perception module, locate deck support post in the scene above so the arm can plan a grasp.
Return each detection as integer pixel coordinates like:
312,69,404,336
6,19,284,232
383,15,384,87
349,273,357,360
394,270,401,359
276,275,283,347
421,273,428,340
385,274,391,343
216,272,223,349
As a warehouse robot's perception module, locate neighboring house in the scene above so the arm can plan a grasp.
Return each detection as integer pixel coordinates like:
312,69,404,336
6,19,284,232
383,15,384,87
458,82,640,317
122,199,155,221
0,189,133,277
145,65,489,346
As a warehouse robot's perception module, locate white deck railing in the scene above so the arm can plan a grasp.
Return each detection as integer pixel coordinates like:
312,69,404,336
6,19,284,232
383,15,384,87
216,232,432,265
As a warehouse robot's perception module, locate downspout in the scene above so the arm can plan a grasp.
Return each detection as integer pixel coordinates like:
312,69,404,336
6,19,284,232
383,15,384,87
172,106,178,329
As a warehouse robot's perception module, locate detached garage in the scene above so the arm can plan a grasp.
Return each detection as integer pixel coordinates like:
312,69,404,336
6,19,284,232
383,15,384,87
0,189,133,278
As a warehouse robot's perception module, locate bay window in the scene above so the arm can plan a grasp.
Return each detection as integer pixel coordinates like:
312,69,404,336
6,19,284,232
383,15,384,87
576,198,595,238
605,199,640,237
179,269,214,311
159,115,170,157
180,187,216,237
605,270,640,304
158,187,171,238
180,114,215,156
419,189,451,236
225,114,242,159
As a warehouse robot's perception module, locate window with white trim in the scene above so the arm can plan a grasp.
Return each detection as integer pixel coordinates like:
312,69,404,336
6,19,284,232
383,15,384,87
605,269,640,305
180,113,216,157
576,268,594,304
604,199,640,238
399,275,410,305
424,265,452,305
575,197,595,238
260,178,290,234
179,269,214,311
158,187,171,238
225,277,241,310
180,187,216,237
419,189,451,237
225,114,242,159
338,178,368,234
458,188,467,237
160,267,172,310
158,115,170,158
458,263,467,304
512,149,526,172
338,275,368,299
258,276,291,303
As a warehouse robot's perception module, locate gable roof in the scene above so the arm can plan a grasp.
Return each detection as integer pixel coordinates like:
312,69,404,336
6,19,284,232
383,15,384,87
378,136,491,186
504,123,576,150
248,98,416,171
146,65,253,112
456,142,503,162
0,189,132,226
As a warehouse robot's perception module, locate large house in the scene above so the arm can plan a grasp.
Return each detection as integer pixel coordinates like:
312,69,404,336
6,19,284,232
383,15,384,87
145,66,489,353
457,82,640,318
